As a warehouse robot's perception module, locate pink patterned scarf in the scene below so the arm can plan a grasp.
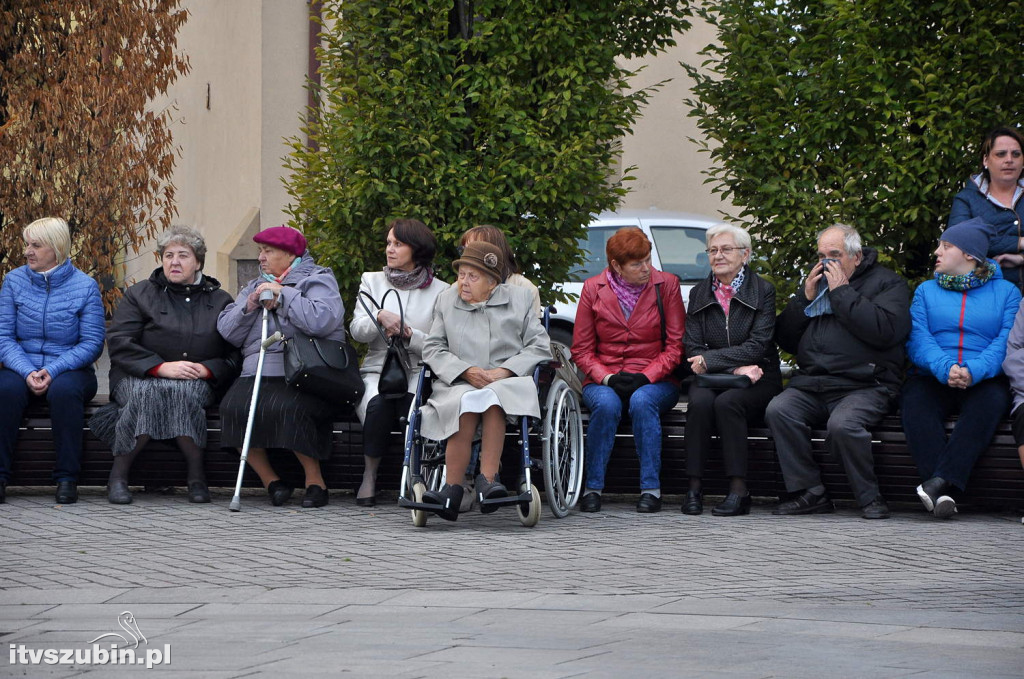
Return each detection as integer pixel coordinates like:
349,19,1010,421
607,269,647,319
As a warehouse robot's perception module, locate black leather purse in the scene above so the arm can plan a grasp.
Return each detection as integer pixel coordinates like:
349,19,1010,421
273,313,365,407
695,373,752,390
358,289,411,399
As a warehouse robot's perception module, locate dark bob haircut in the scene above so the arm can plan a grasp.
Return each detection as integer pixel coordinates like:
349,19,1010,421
388,218,436,268
606,226,651,266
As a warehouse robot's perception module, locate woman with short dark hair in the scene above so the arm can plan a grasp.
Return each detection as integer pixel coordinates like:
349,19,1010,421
90,226,240,504
571,227,684,514
349,219,448,506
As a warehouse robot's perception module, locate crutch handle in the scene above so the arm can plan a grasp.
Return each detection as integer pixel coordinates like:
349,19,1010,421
261,331,283,349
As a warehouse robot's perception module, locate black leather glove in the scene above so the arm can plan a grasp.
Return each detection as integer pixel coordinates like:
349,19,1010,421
628,373,651,390
607,373,633,400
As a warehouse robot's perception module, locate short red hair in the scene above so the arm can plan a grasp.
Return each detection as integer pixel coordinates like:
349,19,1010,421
606,227,651,266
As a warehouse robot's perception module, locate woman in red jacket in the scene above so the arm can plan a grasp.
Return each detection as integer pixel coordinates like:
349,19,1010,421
571,227,685,513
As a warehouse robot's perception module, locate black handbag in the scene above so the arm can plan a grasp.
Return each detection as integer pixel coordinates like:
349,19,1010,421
273,313,365,407
358,289,411,399
695,373,752,390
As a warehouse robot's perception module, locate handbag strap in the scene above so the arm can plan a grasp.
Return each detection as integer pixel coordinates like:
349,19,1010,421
358,288,407,348
654,282,666,348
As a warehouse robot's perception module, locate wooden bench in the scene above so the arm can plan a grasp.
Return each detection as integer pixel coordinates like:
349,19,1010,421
10,399,1024,510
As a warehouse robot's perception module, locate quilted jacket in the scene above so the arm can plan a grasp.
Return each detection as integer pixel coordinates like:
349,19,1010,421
0,259,105,379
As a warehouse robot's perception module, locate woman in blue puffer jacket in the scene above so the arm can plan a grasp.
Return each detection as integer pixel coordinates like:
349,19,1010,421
902,217,1021,519
0,217,105,504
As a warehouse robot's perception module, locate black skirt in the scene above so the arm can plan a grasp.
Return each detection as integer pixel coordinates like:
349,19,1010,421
219,377,337,460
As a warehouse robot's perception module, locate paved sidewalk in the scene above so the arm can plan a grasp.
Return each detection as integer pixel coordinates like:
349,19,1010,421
2,488,1022,678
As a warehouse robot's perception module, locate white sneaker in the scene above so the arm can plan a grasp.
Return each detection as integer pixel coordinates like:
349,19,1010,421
933,495,957,519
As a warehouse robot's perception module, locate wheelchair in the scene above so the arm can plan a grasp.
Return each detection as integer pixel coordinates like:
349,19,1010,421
397,353,584,527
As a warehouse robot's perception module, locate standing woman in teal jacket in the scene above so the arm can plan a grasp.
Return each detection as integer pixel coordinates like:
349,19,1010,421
901,218,1021,518
0,217,105,504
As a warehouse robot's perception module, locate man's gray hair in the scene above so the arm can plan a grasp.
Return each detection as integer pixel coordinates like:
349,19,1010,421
818,223,862,258
705,223,752,251
157,225,207,269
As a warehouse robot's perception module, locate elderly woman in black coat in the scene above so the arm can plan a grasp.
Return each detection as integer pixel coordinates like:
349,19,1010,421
91,226,240,504
683,224,782,516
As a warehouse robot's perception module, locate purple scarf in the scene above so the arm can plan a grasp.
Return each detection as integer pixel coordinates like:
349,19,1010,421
607,269,647,319
384,265,435,290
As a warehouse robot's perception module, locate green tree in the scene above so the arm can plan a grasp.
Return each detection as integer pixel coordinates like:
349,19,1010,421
286,0,691,305
685,0,1024,296
0,0,189,308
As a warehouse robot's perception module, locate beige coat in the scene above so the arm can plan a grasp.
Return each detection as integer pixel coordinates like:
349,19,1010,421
349,271,449,421
421,284,551,441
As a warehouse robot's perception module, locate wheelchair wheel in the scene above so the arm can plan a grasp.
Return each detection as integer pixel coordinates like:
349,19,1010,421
411,482,428,527
517,483,541,527
542,378,585,518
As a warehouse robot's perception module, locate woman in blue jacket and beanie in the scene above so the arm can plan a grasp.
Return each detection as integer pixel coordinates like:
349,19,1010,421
949,126,1024,288
0,217,105,504
902,217,1021,518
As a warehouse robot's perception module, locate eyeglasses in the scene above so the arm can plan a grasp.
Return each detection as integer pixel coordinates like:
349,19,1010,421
705,246,745,256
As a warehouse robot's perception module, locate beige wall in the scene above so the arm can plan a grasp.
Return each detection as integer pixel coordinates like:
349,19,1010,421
617,20,732,219
130,0,308,292
145,7,726,290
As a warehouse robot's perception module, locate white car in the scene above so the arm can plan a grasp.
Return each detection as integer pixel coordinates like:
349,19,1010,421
546,209,724,356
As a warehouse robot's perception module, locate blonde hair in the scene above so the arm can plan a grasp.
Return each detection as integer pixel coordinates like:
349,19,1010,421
23,217,72,263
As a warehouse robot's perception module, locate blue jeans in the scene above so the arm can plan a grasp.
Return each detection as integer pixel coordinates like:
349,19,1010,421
582,381,680,491
901,374,1010,491
0,367,98,483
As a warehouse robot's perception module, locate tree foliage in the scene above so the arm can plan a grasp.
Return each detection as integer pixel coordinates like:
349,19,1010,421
685,0,1024,297
0,0,189,307
286,0,691,306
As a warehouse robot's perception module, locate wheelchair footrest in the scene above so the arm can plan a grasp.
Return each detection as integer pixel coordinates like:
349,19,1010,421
398,498,454,514
478,489,533,509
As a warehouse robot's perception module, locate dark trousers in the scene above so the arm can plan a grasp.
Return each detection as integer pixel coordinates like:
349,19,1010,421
765,385,891,506
0,367,98,483
362,392,414,459
684,377,781,479
901,374,1010,491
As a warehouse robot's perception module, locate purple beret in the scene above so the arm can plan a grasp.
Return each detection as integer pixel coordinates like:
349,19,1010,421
253,226,307,257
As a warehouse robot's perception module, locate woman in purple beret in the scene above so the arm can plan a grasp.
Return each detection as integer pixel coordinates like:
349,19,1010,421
217,226,347,508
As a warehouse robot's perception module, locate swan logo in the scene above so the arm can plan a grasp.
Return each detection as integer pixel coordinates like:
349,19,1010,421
8,611,171,668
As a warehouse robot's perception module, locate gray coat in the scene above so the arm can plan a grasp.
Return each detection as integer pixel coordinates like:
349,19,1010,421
217,254,346,377
421,284,551,441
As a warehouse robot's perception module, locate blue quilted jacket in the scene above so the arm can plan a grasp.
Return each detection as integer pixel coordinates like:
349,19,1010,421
0,259,105,379
906,263,1021,384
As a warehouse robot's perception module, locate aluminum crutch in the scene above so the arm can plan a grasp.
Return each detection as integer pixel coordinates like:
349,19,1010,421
229,290,283,512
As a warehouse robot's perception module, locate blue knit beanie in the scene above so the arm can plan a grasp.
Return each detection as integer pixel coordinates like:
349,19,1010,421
940,217,994,262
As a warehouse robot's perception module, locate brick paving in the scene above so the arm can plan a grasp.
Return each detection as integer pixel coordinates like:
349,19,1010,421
1,488,1022,677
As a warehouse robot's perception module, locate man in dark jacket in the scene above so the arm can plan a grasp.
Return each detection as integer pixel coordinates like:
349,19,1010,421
765,224,911,519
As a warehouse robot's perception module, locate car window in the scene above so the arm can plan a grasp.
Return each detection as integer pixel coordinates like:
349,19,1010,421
649,226,711,284
569,225,631,281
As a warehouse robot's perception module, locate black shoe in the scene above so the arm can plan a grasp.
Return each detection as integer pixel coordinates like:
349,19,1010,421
301,485,329,508
636,493,662,513
422,483,463,521
475,473,508,514
681,490,703,515
0,481,6,504
355,495,376,507
187,481,211,504
916,476,950,513
267,480,294,506
772,489,833,515
861,495,891,520
712,492,751,517
579,492,601,513
55,481,78,504
107,480,132,504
